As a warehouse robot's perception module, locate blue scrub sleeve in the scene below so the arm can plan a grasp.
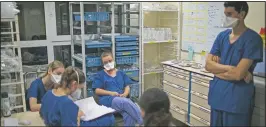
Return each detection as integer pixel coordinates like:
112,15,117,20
27,81,38,99
60,100,79,126
92,73,104,90
123,72,133,87
242,37,263,63
210,32,222,57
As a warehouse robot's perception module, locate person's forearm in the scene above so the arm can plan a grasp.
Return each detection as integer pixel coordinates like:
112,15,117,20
215,70,249,81
95,88,113,96
123,86,130,96
30,104,41,112
205,60,233,74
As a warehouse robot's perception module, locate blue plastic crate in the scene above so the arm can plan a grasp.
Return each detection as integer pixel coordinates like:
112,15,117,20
74,12,109,21
116,51,139,56
123,69,139,78
116,46,138,51
102,35,138,42
115,41,138,47
116,56,138,64
86,56,102,67
85,40,111,48
130,83,139,98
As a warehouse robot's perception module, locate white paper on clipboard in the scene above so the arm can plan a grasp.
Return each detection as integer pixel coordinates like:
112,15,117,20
74,97,116,121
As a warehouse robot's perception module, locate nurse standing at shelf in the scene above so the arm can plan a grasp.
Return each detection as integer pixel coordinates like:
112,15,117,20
40,66,115,126
92,52,143,126
26,60,65,112
205,2,263,126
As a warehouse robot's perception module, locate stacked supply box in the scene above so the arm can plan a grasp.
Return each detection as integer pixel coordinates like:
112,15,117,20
102,35,140,98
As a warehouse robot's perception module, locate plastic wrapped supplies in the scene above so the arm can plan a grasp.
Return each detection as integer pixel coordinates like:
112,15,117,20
1,48,20,72
1,2,20,19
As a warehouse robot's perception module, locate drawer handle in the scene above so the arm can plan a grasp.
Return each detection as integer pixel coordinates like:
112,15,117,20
199,117,210,125
198,107,210,113
200,82,209,87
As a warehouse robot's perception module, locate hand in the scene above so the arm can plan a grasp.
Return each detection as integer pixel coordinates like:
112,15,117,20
212,56,220,63
78,110,85,117
119,93,127,98
244,72,253,83
110,92,119,96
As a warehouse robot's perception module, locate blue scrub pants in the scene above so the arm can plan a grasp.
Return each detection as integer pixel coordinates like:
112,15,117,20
111,97,143,126
210,109,252,126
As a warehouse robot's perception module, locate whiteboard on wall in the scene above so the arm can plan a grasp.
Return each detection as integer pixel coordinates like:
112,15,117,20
181,2,227,53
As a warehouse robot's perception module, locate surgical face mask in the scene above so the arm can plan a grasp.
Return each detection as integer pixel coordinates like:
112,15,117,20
71,88,81,100
221,16,239,28
51,74,62,84
104,61,115,71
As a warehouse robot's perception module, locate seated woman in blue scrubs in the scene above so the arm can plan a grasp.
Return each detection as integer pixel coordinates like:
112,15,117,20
92,52,143,126
26,60,65,112
40,66,115,126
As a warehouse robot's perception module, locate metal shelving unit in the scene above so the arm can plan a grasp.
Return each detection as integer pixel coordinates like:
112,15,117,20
1,16,27,113
140,2,182,92
70,2,142,99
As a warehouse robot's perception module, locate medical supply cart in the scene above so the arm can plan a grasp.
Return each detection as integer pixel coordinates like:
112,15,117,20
140,2,182,93
1,16,27,113
70,2,142,99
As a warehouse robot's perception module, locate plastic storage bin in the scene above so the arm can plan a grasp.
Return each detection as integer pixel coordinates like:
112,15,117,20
116,51,139,56
86,56,101,67
116,56,138,64
116,46,138,51
85,40,112,48
163,80,189,100
123,69,139,78
102,35,138,42
130,83,139,98
74,12,109,21
115,41,138,47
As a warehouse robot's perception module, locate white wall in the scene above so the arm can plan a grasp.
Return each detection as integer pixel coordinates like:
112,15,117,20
180,2,266,63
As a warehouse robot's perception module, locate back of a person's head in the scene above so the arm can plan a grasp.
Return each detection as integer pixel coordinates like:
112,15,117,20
139,88,172,126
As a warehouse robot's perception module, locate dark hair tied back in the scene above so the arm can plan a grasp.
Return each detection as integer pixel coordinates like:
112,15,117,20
144,108,172,126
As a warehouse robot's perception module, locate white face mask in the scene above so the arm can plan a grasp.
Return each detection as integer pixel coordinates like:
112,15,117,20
51,74,62,84
221,16,239,28
104,61,115,71
71,88,82,100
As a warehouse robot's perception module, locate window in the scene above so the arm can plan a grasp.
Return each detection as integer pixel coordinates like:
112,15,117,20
55,2,123,35
21,47,48,65
17,2,47,41
53,45,71,67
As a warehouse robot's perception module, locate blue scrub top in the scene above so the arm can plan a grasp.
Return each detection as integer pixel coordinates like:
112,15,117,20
26,78,46,110
40,90,115,126
92,70,134,107
208,28,263,114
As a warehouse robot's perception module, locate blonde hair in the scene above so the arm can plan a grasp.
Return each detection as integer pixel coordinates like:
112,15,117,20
40,60,64,78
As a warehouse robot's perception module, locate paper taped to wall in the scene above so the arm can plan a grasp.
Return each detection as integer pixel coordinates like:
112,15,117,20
75,97,116,121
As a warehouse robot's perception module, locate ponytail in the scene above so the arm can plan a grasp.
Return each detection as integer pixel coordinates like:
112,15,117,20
144,109,172,126
57,66,85,89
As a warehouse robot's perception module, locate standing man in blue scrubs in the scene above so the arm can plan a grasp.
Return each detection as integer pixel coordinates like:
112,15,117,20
205,2,263,126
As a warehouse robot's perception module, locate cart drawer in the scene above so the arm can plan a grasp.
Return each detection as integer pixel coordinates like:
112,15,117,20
190,102,210,122
164,71,189,89
251,114,265,126
170,105,187,123
166,92,188,112
191,73,212,84
163,80,189,100
164,65,190,75
191,91,210,109
191,78,209,96
189,113,210,126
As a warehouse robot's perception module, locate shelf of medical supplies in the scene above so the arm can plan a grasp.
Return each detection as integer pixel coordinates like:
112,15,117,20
102,35,138,42
116,51,139,56
70,2,139,5
1,32,19,35
115,41,139,47
123,69,139,78
1,82,24,87
116,46,139,51
116,55,138,65
9,93,24,98
143,40,178,44
1,44,19,48
143,9,179,12
144,69,164,75
13,105,24,109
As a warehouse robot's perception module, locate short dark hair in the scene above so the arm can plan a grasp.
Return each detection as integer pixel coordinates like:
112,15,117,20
224,2,249,18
